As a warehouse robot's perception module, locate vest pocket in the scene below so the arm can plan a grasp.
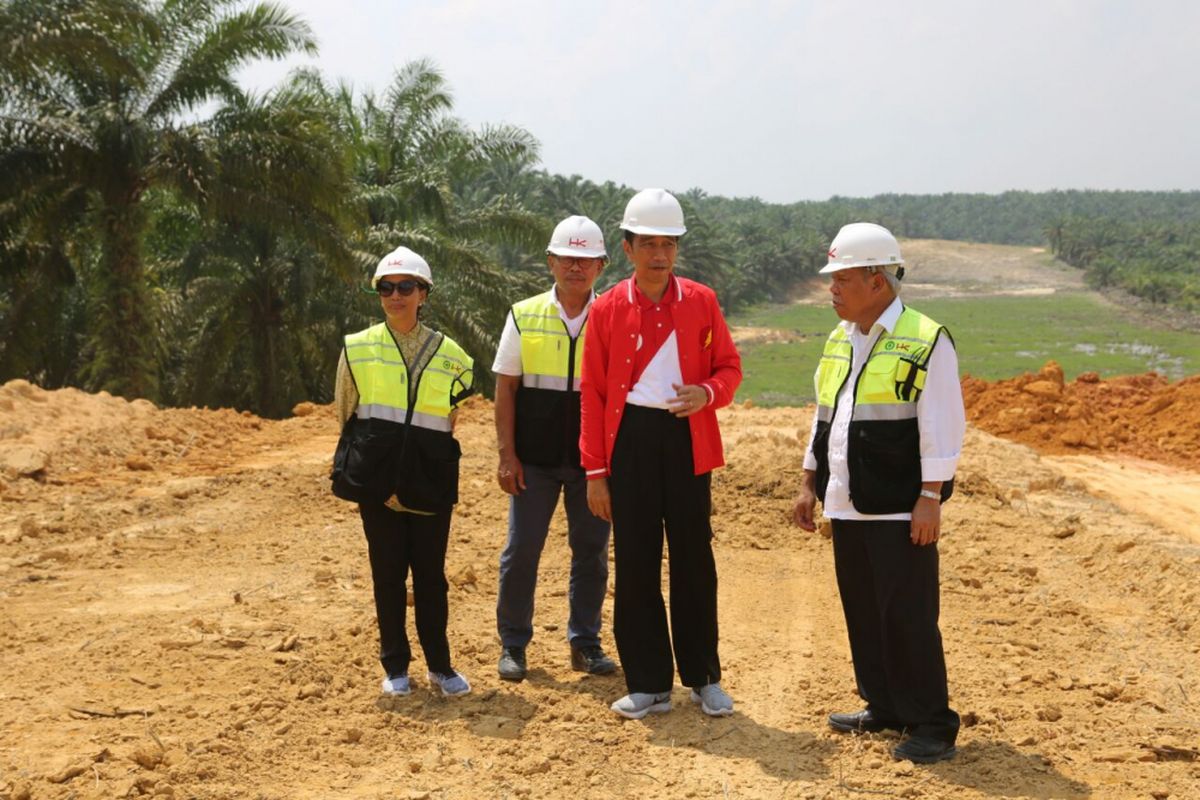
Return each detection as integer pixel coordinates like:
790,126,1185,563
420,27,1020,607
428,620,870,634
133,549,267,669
816,358,849,406
331,419,406,504
515,388,578,467
848,419,921,514
395,431,462,512
858,356,902,403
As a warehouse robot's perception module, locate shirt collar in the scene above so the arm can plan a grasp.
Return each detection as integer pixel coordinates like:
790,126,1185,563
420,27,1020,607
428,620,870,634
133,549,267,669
840,295,904,337
628,274,680,307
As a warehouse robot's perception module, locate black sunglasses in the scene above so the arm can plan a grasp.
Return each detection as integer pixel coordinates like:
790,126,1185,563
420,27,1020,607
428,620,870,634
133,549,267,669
376,278,425,297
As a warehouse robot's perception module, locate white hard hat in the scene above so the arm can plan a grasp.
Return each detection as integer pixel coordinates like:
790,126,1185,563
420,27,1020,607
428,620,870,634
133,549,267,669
619,188,687,237
373,246,433,288
820,223,904,275
547,215,607,258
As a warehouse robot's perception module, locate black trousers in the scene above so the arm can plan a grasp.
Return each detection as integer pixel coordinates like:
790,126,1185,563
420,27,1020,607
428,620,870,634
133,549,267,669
831,519,959,743
359,503,453,677
609,405,721,694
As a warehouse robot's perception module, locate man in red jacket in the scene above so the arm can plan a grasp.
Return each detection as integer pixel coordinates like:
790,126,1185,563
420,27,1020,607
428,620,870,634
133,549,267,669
580,188,742,719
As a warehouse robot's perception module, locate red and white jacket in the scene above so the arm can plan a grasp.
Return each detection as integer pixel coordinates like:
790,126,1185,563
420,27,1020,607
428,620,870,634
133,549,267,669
579,276,742,478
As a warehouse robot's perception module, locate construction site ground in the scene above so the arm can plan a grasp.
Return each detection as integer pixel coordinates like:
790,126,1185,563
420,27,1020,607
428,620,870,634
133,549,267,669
2,240,1198,799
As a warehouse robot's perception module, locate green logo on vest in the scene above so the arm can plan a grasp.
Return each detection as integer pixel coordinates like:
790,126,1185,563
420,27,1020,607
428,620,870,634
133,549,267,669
884,340,895,350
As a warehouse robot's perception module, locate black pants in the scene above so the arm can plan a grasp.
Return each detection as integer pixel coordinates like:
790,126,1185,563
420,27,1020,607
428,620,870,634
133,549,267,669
610,405,721,694
359,503,453,677
831,519,959,743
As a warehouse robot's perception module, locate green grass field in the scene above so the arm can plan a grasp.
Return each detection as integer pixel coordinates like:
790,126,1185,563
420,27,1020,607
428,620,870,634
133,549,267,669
732,292,1200,407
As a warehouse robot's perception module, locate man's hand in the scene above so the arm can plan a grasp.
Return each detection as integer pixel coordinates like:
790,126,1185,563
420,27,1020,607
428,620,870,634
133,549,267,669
792,486,817,531
668,383,708,418
493,374,522,494
497,454,525,495
587,477,612,522
910,496,941,545
792,470,818,531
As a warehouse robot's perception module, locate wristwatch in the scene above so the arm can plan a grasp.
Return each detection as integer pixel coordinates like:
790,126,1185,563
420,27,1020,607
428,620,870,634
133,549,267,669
918,489,941,501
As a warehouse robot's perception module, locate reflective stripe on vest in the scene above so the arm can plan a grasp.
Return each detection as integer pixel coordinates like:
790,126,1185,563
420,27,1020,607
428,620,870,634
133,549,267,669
353,403,452,433
345,323,473,433
513,290,584,392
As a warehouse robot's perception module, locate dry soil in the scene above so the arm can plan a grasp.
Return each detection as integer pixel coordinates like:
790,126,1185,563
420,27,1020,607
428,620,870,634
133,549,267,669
2,375,1198,800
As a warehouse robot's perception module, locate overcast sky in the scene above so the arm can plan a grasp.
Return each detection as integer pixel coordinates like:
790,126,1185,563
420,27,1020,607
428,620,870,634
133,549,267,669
238,0,1200,204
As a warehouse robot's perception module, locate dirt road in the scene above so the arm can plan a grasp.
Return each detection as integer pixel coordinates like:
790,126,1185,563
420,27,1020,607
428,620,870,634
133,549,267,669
2,381,1198,799
1044,455,1200,547
786,240,1085,307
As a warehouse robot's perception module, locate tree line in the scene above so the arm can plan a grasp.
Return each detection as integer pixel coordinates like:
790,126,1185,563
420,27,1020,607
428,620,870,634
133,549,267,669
3,0,1199,416
1046,218,1200,311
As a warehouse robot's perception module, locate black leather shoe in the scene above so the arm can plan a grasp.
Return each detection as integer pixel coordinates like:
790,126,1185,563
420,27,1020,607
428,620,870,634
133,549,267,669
828,709,899,734
497,646,527,682
893,736,957,764
570,644,616,675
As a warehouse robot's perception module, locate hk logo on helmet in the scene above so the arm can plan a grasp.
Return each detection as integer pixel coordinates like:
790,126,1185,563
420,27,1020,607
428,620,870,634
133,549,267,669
569,238,588,248
828,248,838,259
387,258,403,267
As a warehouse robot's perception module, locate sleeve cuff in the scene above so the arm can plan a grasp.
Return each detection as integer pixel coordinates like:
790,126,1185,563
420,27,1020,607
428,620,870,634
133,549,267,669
921,456,960,482
803,452,818,471
701,382,715,406
585,467,608,479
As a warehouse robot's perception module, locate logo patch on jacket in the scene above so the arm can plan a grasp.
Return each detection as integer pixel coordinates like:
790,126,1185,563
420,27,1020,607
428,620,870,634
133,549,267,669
701,326,713,350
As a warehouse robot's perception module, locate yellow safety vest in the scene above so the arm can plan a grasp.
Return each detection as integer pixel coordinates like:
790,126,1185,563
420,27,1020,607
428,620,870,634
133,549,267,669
345,323,473,431
511,290,587,467
811,306,954,514
331,323,473,510
514,290,585,391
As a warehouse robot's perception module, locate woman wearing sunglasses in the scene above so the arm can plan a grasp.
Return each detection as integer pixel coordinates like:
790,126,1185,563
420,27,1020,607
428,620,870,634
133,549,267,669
331,246,475,698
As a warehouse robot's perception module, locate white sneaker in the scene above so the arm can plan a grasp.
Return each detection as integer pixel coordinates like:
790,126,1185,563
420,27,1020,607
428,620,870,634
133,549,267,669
690,683,734,717
427,670,471,697
381,674,411,696
611,692,672,720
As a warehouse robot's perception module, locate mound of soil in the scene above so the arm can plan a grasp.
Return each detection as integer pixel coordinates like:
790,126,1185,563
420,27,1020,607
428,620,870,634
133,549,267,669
962,361,1200,470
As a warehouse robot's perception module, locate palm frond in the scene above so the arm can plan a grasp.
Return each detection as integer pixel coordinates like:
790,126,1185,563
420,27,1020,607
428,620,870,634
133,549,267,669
385,58,453,130
145,1,316,118
0,0,155,92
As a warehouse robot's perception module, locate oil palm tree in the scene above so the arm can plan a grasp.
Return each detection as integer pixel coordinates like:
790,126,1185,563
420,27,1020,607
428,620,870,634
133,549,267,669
0,0,319,400
331,60,548,393
152,71,356,416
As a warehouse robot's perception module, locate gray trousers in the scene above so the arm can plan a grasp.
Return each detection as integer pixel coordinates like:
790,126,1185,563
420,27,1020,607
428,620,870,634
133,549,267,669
496,461,611,648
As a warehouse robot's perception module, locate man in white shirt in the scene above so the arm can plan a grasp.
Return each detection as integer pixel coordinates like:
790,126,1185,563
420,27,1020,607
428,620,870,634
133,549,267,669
792,223,964,764
492,216,616,682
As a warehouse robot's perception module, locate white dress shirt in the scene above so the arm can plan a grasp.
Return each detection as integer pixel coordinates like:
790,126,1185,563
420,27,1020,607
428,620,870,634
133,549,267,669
802,297,965,521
